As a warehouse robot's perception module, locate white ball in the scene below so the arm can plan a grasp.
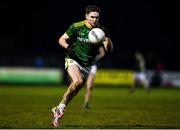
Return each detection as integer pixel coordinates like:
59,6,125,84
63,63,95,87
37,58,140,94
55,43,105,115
88,28,105,44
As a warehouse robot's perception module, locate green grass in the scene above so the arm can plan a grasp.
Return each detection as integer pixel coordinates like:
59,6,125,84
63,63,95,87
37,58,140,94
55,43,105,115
0,85,180,129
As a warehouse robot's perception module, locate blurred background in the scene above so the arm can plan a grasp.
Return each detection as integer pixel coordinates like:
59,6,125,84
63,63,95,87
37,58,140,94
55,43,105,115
0,0,179,87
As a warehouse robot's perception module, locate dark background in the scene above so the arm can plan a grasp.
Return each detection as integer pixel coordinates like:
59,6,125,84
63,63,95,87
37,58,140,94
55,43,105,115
0,0,178,70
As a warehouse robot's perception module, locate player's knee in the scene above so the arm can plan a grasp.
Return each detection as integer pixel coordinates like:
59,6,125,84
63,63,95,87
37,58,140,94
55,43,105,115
73,79,83,87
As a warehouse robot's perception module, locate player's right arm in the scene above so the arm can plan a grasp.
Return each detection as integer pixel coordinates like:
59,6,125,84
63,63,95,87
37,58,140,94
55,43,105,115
59,33,70,50
59,23,77,49
59,33,75,57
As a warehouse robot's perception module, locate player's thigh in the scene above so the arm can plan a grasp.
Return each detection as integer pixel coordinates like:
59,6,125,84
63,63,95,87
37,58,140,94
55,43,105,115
67,64,83,82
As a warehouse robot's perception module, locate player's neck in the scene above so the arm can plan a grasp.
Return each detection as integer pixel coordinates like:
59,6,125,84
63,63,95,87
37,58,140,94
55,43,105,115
85,20,93,29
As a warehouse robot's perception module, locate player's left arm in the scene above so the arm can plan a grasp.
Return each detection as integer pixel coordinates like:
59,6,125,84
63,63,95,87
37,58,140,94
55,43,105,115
103,37,113,53
95,46,106,61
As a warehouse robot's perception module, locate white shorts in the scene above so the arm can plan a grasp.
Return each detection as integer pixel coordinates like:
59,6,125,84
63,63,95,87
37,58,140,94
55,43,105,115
90,64,97,75
65,58,91,79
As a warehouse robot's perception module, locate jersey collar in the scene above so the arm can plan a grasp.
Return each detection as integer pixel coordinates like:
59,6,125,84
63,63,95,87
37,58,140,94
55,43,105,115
85,20,93,29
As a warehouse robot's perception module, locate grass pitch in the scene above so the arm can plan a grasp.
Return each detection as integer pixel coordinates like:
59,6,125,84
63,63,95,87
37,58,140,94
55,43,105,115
0,85,180,129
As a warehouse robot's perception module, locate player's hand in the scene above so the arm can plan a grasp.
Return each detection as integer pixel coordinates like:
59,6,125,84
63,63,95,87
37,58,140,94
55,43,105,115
100,36,106,43
103,38,113,53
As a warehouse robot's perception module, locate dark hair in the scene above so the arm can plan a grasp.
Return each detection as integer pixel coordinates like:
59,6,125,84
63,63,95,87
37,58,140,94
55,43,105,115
85,5,101,14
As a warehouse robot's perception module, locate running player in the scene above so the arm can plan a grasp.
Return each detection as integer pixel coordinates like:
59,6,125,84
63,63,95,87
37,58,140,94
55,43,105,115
51,5,113,127
130,51,150,93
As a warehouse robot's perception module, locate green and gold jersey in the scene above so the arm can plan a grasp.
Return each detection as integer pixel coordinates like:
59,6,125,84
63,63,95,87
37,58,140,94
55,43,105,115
65,20,103,66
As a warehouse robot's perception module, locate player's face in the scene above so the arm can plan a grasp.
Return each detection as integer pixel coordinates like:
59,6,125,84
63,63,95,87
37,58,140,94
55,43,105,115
86,12,99,27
